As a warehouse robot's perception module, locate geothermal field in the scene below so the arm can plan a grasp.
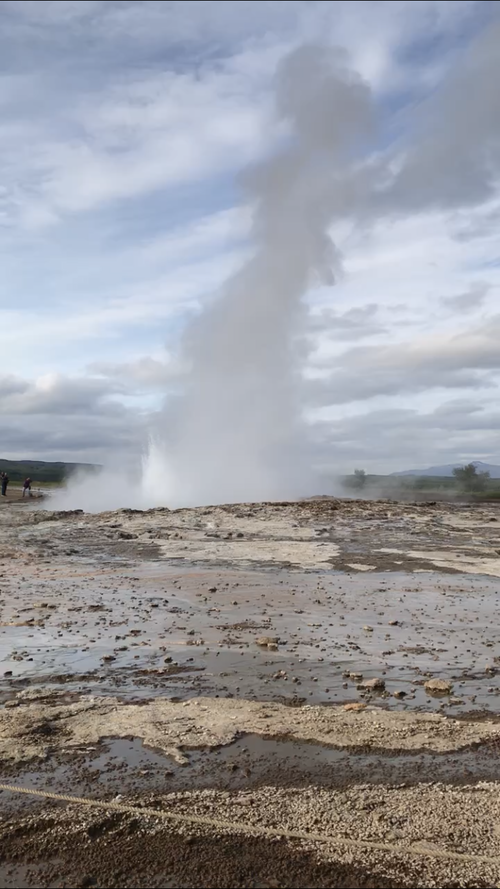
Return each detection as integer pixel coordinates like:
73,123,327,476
1,495,500,888
2,6,500,887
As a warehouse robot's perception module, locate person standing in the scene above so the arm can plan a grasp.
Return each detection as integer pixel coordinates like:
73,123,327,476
22,477,32,498
1,472,8,496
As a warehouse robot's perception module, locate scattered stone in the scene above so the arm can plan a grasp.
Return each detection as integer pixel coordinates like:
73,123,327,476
425,678,453,695
344,702,367,711
393,690,407,699
256,636,279,648
361,677,386,691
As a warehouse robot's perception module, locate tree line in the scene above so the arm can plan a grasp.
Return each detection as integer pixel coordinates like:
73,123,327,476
344,463,491,493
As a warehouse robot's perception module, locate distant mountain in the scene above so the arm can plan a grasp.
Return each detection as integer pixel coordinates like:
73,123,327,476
391,461,500,479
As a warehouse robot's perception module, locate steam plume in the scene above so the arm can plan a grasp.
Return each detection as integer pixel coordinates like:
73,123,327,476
142,45,373,507
54,45,374,511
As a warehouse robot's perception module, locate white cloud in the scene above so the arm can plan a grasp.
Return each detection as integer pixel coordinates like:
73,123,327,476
2,73,267,228
0,370,145,464
308,303,387,340
441,281,490,312
0,372,124,416
88,356,185,391
314,399,500,474
308,313,500,411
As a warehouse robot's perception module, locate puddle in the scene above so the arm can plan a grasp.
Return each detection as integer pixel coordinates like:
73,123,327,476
2,732,499,821
1,565,499,712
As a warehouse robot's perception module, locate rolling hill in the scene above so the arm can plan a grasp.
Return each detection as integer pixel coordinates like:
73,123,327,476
0,459,100,484
391,461,500,479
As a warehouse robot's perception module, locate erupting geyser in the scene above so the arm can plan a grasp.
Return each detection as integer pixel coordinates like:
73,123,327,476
56,45,374,512
141,45,373,508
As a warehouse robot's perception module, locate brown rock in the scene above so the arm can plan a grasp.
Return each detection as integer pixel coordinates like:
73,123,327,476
362,677,386,691
425,678,452,695
344,702,367,712
256,636,279,648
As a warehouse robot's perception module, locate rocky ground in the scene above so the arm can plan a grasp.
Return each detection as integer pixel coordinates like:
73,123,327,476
0,497,499,887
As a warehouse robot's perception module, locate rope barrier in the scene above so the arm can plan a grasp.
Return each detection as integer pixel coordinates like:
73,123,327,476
1,782,499,866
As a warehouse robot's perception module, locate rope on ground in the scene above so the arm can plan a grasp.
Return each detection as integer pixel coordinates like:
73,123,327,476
1,782,499,866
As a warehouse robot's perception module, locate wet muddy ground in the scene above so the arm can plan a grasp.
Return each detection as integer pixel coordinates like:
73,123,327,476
1,563,499,713
1,498,500,887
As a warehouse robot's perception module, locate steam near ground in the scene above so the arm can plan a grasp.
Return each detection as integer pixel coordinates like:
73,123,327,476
53,45,372,513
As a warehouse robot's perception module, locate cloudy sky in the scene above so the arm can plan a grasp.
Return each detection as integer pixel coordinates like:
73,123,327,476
1,0,500,475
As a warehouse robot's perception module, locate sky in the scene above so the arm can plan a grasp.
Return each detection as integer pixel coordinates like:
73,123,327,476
1,0,500,476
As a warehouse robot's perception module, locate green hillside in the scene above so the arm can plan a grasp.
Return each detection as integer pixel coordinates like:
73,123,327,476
342,471,500,500
0,458,100,485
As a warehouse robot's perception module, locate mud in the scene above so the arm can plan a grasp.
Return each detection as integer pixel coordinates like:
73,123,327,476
2,693,500,768
1,498,500,887
1,561,499,712
2,733,500,817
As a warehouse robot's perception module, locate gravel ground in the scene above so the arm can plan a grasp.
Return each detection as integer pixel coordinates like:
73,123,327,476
1,782,499,888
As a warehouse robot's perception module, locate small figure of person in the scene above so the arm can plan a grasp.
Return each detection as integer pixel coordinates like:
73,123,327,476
22,477,32,498
1,472,9,497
